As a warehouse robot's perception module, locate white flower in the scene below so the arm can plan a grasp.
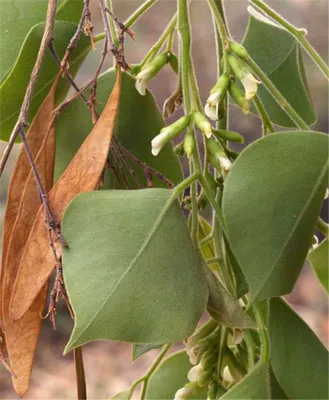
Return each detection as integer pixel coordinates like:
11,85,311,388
174,387,192,400
135,68,152,96
218,155,232,172
223,366,234,383
240,71,261,100
188,364,204,382
204,92,220,121
151,130,169,156
233,329,244,345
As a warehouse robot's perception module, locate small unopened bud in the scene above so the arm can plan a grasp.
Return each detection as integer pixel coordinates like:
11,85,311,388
229,41,249,60
223,366,234,383
233,329,244,345
206,138,232,172
207,380,218,400
193,111,213,138
213,129,244,143
228,54,244,80
135,52,169,95
205,74,230,121
197,368,214,387
183,131,195,158
229,82,250,115
151,115,191,156
173,141,185,158
188,364,204,382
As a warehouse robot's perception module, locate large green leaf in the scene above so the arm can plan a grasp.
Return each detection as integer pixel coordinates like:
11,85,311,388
269,298,329,399
55,68,182,187
223,131,328,303
221,362,270,399
0,21,91,141
242,9,316,127
145,351,207,400
131,344,162,361
62,190,208,352
0,0,82,84
308,239,328,292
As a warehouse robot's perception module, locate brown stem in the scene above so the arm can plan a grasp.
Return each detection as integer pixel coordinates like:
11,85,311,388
0,0,57,177
74,347,87,400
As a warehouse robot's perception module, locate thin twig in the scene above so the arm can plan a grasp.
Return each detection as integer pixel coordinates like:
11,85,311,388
117,140,174,188
48,41,90,107
74,347,87,400
0,0,57,177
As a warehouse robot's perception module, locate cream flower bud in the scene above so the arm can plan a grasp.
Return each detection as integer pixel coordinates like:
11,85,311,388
193,111,213,138
188,364,204,382
174,387,193,400
135,52,169,96
223,366,234,383
229,82,250,115
206,138,232,173
151,115,191,156
205,74,230,121
151,130,169,156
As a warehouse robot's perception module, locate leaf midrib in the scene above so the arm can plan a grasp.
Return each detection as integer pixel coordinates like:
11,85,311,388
251,160,328,302
71,192,176,347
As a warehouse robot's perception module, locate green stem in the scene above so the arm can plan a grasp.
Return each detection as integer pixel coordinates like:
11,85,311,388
166,22,176,52
246,56,309,130
243,331,255,370
125,0,157,28
252,304,269,362
173,173,199,197
253,95,275,135
190,160,199,247
178,0,191,113
189,61,203,111
250,0,329,80
316,217,329,237
140,345,171,400
199,175,227,232
140,14,177,68
207,0,230,73
106,0,118,46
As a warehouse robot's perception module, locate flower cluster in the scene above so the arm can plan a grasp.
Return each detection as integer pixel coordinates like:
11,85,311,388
205,41,260,120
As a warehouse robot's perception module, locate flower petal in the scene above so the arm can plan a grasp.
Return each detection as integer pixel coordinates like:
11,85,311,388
135,79,147,96
204,103,218,121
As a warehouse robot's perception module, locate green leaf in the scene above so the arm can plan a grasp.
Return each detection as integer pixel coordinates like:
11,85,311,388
269,367,288,399
205,268,256,330
269,298,329,399
221,362,270,399
242,9,316,127
308,239,328,292
54,68,183,187
146,351,207,400
62,190,208,352
0,0,82,84
56,0,84,24
223,131,328,303
131,344,162,361
0,21,91,141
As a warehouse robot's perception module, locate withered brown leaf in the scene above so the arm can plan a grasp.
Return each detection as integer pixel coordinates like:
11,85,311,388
1,74,60,396
10,68,122,322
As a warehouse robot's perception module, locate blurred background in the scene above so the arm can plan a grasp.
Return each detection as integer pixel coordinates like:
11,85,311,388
0,0,328,398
